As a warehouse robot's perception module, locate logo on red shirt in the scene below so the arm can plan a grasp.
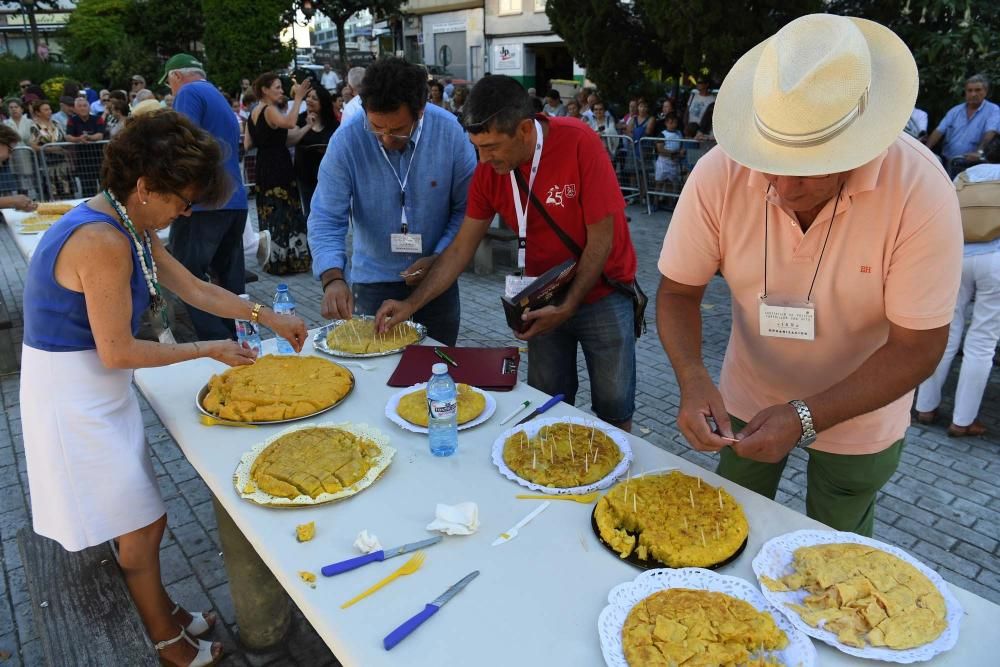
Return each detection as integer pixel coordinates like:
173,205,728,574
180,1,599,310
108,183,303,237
545,184,577,207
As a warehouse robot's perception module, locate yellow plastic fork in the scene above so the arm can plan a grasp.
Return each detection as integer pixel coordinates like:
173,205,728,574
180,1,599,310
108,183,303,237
516,491,600,504
198,415,257,428
340,551,426,609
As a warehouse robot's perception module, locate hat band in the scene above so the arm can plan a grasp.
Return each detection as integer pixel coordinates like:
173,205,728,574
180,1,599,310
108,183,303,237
754,86,869,148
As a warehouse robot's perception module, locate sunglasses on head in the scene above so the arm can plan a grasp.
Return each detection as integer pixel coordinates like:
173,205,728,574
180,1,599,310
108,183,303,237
464,109,509,135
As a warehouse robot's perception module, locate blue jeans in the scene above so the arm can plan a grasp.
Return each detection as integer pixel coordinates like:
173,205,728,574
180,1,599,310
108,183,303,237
527,291,636,424
352,281,460,346
168,209,247,340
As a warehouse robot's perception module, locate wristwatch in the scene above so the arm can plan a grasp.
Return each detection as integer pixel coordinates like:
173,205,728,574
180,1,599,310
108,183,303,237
788,399,817,448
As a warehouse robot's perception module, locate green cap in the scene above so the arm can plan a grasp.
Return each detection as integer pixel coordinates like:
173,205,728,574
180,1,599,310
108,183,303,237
158,53,204,85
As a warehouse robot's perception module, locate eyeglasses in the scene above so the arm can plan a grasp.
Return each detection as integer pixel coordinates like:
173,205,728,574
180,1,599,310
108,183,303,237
175,193,195,213
463,109,504,135
365,117,415,141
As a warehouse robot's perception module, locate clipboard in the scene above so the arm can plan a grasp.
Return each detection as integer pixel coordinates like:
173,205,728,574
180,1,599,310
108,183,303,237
387,346,520,391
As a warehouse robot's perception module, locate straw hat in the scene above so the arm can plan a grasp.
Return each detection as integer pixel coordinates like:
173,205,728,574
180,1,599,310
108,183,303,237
713,14,917,176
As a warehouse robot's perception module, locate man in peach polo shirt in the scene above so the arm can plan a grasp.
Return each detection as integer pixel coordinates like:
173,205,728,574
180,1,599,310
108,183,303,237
657,14,962,536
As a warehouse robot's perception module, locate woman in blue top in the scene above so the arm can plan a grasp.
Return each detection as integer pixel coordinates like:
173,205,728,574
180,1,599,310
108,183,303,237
20,110,307,667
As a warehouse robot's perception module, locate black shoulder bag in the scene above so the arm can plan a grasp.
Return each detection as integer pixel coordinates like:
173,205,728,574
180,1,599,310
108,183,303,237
513,170,648,338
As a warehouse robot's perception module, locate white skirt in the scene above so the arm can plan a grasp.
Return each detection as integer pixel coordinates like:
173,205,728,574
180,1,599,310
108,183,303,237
20,345,166,552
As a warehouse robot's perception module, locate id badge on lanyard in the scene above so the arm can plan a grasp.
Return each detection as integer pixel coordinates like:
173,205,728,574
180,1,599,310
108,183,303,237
758,296,815,341
379,117,425,254
756,183,844,343
389,198,422,253
505,119,544,298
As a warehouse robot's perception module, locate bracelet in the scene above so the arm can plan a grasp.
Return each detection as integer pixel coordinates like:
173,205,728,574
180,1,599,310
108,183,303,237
322,277,346,291
250,303,263,324
192,341,201,356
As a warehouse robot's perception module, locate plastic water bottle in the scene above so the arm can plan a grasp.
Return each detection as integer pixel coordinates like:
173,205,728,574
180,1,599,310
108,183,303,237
272,284,296,354
427,362,458,457
235,294,263,356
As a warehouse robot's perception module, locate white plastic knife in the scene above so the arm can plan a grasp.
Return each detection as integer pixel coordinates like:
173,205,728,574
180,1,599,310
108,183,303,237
491,501,551,546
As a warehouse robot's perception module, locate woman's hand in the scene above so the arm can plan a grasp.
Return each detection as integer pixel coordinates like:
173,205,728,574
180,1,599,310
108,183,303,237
267,313,308,353
3,194,37,212
294,78,312,99
204,340,257,367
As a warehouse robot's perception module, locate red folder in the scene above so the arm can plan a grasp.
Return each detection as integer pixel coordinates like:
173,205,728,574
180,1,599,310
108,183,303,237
387,346,521,391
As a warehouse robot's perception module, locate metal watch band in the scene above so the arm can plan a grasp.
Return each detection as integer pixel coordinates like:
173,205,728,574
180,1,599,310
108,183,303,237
788,399,816,447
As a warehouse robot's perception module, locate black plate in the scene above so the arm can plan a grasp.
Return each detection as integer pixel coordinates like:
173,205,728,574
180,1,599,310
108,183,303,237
590,505,748,571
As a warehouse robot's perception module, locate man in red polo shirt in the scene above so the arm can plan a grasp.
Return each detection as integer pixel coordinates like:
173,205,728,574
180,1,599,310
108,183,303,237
375,75,639,429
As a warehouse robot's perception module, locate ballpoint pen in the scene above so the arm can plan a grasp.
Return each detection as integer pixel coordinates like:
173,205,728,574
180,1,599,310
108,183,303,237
434,347,458,367
499,400,531,425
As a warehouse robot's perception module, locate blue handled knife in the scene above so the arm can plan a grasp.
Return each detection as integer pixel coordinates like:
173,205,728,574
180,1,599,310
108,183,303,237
320,536,442,577
383,570,480,650
514,393,565,426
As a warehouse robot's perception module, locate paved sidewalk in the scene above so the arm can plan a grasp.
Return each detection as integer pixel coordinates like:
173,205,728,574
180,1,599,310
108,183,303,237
0,203,998,666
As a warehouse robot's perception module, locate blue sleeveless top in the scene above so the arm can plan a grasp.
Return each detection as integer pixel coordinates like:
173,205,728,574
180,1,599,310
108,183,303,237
23,202,150,352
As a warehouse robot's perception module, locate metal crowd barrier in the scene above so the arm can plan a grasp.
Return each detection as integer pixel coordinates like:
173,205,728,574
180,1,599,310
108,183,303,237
242,147,257,189
637,137,715,214
600,133,642,205
5,146,44,200
38,140,110,200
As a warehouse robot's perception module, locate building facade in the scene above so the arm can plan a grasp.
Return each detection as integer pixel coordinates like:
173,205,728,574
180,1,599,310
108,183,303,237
484,0,584,92
402,0,485,82
0,0,75,61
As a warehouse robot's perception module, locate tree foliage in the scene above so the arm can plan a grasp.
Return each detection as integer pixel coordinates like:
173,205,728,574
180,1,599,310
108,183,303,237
548,0,819,104
202,0,293,95
60,0,206,90
549,0,998,126
545,0,662,102
60,0,132,85
831,0,1000,124
297,0,405,68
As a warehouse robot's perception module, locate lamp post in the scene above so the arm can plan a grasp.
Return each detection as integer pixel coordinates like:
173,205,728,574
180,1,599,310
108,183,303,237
21,0,40,60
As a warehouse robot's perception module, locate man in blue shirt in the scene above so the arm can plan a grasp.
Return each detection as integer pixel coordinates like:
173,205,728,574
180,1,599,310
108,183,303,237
308,57,476,345
160,53,249,340
925,74,999,176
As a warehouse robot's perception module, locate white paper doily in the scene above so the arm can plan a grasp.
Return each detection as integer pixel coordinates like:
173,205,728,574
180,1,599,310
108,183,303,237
233,422,395,506
384,383,497,434
597,568,817,667
491,416,633,495
752,529,963,663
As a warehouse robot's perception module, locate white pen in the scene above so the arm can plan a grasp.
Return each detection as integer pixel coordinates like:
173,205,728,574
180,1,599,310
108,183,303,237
499,400,532,425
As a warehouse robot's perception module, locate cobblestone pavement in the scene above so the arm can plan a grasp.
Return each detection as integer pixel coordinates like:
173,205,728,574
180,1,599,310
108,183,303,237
1,203,998,665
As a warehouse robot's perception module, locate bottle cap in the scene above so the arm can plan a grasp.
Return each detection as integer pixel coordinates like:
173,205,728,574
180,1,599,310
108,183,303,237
432,363,447,375
277,283,288,291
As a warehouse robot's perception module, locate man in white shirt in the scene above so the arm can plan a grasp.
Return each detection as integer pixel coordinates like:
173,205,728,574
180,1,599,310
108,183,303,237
685,77,716,127
340,66,367,124
90,89,110,116
321,64,340,91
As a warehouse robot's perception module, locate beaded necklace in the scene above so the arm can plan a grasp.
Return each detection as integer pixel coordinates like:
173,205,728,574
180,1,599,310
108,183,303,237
102,190,167,327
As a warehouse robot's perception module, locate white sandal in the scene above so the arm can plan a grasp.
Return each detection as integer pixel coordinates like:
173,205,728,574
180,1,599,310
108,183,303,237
155,627,219,667
171,603,215,638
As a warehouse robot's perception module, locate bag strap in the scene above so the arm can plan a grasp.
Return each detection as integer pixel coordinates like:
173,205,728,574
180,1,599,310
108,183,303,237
513,168,583,257
513,169,637,294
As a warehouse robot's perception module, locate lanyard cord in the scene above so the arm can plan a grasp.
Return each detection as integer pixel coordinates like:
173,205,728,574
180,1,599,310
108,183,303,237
375,116,424,233
763,183,844,303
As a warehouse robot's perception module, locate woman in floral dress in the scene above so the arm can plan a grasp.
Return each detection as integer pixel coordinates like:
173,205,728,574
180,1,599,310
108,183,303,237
29,100,71,198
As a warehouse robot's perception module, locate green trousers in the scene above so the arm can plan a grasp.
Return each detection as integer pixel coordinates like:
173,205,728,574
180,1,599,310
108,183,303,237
717,417,903,537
